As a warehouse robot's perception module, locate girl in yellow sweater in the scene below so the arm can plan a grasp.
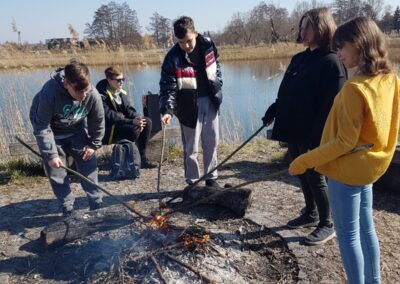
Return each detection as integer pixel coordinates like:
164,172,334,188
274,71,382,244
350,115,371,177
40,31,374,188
289,17,399,284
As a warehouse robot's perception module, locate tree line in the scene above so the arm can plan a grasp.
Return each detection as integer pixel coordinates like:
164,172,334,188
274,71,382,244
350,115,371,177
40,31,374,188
11,0,399,49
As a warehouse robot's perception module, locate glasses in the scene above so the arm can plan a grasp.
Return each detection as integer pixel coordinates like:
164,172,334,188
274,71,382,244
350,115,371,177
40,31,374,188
110,78,125,83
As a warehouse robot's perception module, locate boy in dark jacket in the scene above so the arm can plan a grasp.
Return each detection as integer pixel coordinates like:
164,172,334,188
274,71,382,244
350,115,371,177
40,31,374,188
96,66,157,169
30,61,105,216
159,16,223,187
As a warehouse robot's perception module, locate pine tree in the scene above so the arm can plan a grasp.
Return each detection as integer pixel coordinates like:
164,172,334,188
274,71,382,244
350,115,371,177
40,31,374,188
394,6,400,33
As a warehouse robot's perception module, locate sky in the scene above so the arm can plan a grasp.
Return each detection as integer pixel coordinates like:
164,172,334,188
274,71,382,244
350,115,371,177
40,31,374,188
1,0,399,44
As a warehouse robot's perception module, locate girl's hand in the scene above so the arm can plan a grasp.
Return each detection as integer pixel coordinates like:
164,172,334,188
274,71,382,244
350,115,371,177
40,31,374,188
161,114,172,125
288,159,307,176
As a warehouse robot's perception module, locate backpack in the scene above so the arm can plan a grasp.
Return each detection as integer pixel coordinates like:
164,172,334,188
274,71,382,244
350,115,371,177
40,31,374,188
110,139,141,180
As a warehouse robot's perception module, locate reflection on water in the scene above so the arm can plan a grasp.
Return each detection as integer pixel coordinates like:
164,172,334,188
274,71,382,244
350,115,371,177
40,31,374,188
0,60,399,146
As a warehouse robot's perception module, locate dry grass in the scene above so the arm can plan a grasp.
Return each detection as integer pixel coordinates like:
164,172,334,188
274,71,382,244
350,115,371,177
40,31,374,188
0,43,302,70
388,38,400,62
220,42,304,62
1,40,398,70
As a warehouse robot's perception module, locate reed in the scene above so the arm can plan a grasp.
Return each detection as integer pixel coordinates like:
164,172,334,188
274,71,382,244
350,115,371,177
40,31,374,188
0,43,310,70
1,40,399,70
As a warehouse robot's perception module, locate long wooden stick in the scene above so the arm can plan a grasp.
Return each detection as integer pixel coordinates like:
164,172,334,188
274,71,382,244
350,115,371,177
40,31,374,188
163,253,215,283
157,125,167,213
150,255,168,284
163,169,287,217
15,136,149,220
166,125,266,204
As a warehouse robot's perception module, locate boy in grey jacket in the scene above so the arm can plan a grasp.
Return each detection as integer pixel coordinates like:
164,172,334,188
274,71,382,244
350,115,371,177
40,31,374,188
30,61,105,216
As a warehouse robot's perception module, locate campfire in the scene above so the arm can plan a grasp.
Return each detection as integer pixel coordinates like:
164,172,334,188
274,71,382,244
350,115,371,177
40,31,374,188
40,186,297,283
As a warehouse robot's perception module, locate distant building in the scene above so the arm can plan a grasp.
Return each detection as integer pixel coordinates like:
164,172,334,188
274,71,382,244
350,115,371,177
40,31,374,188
45,37,80,49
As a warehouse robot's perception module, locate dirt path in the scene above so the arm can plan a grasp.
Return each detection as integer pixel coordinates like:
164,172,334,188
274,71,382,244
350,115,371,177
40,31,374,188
0,140,399,283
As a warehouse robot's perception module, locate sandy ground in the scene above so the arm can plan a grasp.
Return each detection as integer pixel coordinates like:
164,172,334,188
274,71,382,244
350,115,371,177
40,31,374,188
0,140,399,283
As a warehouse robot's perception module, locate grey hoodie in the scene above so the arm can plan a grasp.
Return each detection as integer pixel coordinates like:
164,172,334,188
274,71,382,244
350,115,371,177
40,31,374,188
30,68,105,161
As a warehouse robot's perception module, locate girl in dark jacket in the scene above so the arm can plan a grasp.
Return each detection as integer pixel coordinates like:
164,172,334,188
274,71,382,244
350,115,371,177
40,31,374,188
262,7,347,245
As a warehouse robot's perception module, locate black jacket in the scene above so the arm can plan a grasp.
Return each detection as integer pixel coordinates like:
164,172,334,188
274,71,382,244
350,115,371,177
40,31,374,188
159,35,223,128
96,79,139,145
264,48,347,148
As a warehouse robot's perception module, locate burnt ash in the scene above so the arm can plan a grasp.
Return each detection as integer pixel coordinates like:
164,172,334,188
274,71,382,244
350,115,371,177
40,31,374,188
3,197,298,284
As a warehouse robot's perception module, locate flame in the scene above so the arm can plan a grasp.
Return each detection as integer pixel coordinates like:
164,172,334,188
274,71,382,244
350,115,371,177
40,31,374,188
149,215,169,230
182,233,210,250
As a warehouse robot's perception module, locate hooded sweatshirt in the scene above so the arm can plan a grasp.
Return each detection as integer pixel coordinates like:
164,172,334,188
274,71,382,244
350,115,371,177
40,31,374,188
30,68,105,161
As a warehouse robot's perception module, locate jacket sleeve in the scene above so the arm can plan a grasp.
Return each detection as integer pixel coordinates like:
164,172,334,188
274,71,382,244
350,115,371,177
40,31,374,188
308,56,346,148
30,84,59,162
101,94,134,125
86,90,105,149
290,83,365,175
211,42,223,93
123,97,139,119
159,54,178,116
262,102,277,125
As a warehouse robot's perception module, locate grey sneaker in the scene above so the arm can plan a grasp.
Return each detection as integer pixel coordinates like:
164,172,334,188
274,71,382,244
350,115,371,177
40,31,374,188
287,213,319,229
304,224,336,245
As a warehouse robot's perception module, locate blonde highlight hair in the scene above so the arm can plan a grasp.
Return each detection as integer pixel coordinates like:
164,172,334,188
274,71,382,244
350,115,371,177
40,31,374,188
297,7,337,51
333,17,392,75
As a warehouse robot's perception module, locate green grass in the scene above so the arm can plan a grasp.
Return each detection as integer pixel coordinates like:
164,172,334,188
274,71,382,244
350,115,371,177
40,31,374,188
0,158,45,185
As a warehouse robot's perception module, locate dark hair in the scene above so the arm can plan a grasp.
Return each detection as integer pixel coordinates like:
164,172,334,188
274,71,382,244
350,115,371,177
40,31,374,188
297,7,336,51
173,16,195,39
64,61,90,91
333,17,392,75
105,66,122,79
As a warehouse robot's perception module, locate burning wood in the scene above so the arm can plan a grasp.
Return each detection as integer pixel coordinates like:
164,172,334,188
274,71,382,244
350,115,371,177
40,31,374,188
149,214,169,230
182,232,210,250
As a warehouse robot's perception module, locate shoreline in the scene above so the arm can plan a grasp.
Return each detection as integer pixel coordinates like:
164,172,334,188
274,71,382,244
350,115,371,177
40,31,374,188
1,40,398,70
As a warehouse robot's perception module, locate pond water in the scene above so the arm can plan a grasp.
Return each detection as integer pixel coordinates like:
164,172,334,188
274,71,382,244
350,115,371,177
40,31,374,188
0,59,399,145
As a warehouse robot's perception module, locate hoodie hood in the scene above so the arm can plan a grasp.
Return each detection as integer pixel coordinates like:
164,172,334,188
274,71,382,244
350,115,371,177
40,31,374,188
50,67,66,88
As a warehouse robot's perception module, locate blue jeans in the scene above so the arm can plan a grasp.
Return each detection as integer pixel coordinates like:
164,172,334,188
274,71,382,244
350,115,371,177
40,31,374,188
327,179,380,284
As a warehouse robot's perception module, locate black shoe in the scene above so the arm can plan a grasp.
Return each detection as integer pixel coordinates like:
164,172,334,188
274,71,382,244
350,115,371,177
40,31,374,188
304,224,336,245
62,208,74,217
141,158,158,169
287,213,319,229
205,179,221,188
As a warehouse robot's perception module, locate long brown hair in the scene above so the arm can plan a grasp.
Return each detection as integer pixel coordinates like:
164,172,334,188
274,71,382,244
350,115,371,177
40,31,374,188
333,17,392,75
297,7,336,51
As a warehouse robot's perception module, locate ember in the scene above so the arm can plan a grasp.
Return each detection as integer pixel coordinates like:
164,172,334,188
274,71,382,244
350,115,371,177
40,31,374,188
149,214,169,230
182,233,210,250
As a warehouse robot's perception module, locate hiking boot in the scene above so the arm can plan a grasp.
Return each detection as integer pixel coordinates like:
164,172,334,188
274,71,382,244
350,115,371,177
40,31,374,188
205,179,221,188
287,213,319,229
304,224,336,245
141,158,158,169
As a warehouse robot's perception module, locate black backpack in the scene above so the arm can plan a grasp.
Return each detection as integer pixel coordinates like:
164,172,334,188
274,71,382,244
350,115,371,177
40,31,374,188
110,139,141,180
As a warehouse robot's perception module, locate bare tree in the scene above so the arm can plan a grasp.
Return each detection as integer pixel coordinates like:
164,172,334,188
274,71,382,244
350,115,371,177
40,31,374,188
85,1,142,48
378,5,394,33
394,6,400,33
362,0,384,20
147,12,172,48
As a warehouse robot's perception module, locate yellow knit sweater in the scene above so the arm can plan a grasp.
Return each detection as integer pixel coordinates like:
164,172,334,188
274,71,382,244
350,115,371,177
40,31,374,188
290,72,400,186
